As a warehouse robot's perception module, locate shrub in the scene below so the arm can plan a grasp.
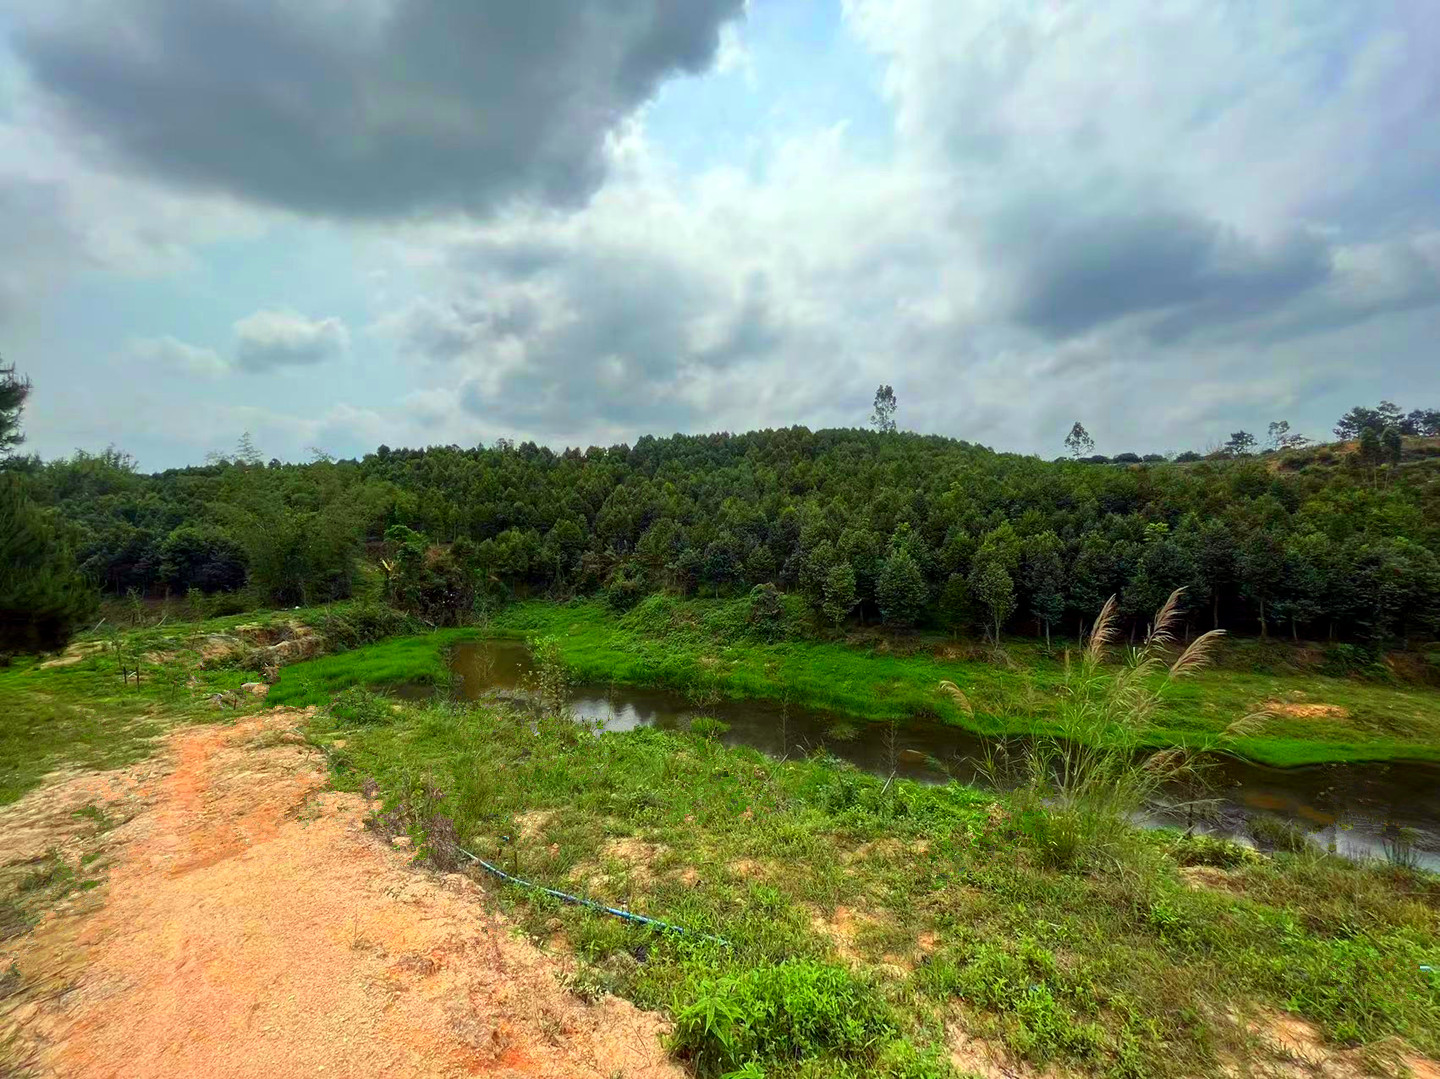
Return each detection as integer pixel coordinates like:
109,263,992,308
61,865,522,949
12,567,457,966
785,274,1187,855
1170,833,1262,869
688,715,731,739
1246,814,1310,854
328,686,393,726
1320,642,1379,677
672,960,895,1077
317,602,417,650
602,565,645,612
747,582,788,641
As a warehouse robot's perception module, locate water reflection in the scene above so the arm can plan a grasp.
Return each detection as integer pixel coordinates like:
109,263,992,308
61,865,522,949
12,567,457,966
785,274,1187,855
442,640,1440,869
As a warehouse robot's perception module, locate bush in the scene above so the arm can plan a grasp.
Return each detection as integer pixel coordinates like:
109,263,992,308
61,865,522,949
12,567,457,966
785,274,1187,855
602,565,645,612
328,686,394,726
1170,833,1262,869
747,582,787,641
1321,642,1379,678
206,591,252,617
672,961,895,1077
317,603,417,650
1246,814,1311,854
688,715,731,739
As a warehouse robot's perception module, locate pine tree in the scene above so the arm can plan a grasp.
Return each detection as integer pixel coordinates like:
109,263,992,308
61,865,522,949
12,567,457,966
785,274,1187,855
0,362,31,456
821,562,858,629
876,548,925,627
971,558,1016,645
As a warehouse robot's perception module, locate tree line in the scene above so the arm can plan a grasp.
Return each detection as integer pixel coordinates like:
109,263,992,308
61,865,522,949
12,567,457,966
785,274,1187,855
6,384,1439,653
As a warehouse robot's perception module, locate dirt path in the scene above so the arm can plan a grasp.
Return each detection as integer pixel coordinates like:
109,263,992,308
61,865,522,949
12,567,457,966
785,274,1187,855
0,710,681,1078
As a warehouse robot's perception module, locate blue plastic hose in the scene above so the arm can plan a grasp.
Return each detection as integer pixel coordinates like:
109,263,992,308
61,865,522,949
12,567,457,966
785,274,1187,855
457,846,730,947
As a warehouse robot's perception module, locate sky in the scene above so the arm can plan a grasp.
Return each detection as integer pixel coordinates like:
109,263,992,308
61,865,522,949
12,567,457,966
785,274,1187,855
2,0,1437,470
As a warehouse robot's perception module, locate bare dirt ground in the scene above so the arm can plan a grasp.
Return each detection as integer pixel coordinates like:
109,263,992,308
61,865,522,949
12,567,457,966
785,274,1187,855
0,710,681,1079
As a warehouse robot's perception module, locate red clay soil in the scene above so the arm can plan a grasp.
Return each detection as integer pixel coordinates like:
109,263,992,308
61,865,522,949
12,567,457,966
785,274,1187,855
0,711,682,1079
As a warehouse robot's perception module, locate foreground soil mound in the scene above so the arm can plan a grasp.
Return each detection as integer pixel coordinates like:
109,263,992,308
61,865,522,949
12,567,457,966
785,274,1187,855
0,710,679,1079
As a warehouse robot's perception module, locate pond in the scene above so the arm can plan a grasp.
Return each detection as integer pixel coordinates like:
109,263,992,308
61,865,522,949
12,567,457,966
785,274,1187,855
441,639,1440,870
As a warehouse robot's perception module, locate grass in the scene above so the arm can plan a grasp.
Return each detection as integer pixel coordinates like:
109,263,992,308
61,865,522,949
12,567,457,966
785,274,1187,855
264,628,479,709
0,598,422,807
314,690,1440,1079
480,596,1440,767
2,599,1437,1077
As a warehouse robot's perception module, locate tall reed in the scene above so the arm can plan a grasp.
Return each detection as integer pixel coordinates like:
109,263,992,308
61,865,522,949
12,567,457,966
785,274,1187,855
944,588,1265,867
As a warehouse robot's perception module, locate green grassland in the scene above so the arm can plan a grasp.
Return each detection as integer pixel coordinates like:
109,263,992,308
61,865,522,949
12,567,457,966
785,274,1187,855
481,596,1440,768
3,605,1438,1077
0,599,414,806
315,693,1440,1079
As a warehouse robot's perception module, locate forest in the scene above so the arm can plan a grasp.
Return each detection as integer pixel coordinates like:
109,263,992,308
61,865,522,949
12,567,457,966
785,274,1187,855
6,368,1439,655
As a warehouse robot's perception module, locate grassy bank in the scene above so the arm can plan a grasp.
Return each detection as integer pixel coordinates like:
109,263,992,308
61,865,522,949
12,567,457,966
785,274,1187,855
263,628,479,709
316,693,1440,1079
485,597,1440,767
3,605,1438,1078
0,600,418,806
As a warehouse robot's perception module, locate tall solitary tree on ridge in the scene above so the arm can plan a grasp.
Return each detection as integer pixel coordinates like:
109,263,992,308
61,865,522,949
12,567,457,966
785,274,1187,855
1064,421,1095,459
871,385,897,434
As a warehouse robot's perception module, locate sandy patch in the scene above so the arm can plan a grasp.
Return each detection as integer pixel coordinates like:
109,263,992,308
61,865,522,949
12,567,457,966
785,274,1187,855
0,710,680,1079
39,642,108,669
1265,701,1350,720
1179,865,1245,894
1235,1010,1439,1079
808,904,891,964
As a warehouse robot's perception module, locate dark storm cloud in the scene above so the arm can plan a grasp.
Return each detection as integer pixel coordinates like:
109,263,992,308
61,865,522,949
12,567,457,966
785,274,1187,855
1002,207,1333,340
14,0,745,218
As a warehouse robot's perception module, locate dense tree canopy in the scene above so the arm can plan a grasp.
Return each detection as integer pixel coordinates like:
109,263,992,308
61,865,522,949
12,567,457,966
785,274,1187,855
10,405,1440,646
0,365,96,655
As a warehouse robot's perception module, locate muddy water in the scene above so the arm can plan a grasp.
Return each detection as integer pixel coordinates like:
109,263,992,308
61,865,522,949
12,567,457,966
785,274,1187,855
445,640,1440,869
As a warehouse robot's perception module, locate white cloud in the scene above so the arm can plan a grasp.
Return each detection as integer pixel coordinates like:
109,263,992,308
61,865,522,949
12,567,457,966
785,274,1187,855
10,0,1440,467
127,335,228,378
232,310,350,371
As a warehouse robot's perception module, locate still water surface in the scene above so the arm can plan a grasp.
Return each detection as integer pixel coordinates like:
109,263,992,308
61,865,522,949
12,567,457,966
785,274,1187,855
438,640,1440,869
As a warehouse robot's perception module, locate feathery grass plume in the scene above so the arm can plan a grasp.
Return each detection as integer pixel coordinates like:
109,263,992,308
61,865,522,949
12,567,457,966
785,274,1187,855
1146,587,1187,648
1084,595,1119,666
1221,709,1271,740
937,680,975,718
1168,628,1226,680
988,590,1267,871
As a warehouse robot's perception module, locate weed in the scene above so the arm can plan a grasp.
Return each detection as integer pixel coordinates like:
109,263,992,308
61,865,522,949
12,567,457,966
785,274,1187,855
689,715,731,739
1246,815,1312,854
1380,824,1421,871
672,961,895,1077
1169,833,1262,869
328,686,393,726
971,591,1267,870
72,802,115,830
